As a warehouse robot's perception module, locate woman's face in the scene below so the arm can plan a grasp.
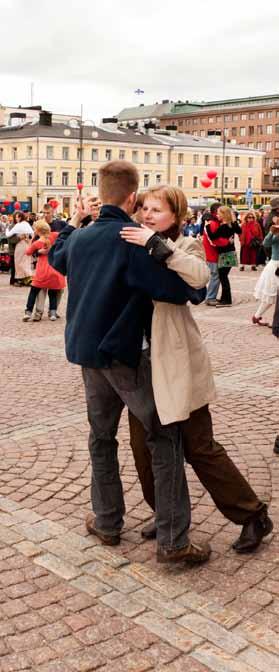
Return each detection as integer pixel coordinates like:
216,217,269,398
217,208,223,222
142,196,175,232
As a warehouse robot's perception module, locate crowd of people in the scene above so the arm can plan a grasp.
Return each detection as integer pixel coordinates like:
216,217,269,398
0,164,277,566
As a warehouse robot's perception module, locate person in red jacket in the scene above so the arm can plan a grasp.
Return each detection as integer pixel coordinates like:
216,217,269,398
203,203,227,306
22,221,65,322
239,210,263,271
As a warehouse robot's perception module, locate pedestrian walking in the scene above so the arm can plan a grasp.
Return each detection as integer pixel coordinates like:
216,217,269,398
14,234,33,286
202,202,223,305
49,161,211,565
252,221,279,326
120,186,273,554
239,210,263,271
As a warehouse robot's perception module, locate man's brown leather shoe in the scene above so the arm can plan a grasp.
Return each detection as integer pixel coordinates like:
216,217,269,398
85,513,120,546
157,540,211,564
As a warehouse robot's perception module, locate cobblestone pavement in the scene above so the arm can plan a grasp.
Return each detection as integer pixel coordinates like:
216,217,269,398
0,267,279,672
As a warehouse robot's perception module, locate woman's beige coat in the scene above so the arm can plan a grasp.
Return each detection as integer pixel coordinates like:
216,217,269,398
151,234,216,425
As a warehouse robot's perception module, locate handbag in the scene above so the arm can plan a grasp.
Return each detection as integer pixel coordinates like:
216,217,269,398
250,237,262,249
218,251,238,269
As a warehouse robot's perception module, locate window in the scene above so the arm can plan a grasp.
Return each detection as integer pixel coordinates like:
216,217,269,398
259,112,265,119
144,152,150,163
232,114,239,121
208,117,214,123
267,125,273,135
91,172,98,186
46,146,53,159
178,153,184,165
0,172,3,186
119,150,125,160
267,111,273,118
248,177,253,188
225,114,232,121
27,171,33,186
77,147,83,160
132,151,138,163
240,127,246,136
62,172,69,186
264,175,270,185
27,145,33,158
248,157,254,168
249,112,255,119
224,177,229,189
193,154,199,166
177,175,183,187
105,149,112,161
216,116,222,122
241,113,247,120
193,176,198,188
248,142,255,148
62,147,69,160
234,177,239,189
215,155,220,166
275,124,279,134
143,173,150,188
231,127,237,137
256,142,263,150
0,148,3,160
200,130,206,137
225,156,230,167
264,157,270,167
275,141,279,149
257,125,263,135
214,177,219,188
156,152,162,164
234,156,240,167
11,171,17,185
204,155,209,166
266,141,272,151
156,174,162,184
77,171,83,183
248,126,254,136
11,147,17,160
46,171,53,186
91,148,98,161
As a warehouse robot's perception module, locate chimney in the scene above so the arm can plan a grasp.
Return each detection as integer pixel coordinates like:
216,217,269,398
101,117,118,130
39,111,52,126
165,124,177,137
144,121,156,135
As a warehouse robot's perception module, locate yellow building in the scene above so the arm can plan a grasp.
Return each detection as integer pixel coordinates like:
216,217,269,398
0,110,264,212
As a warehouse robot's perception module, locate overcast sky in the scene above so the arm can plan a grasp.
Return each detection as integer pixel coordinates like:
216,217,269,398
0,0,278,123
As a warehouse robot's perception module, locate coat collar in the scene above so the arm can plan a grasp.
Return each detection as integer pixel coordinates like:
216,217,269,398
98,205,133,224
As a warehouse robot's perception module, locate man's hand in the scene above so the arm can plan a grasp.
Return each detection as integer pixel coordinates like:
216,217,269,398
38,248,48,255
70,196,97,228
120,224,154,247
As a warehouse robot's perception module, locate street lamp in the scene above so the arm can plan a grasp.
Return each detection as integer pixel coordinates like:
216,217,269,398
65,106,97,191
221,130,227,203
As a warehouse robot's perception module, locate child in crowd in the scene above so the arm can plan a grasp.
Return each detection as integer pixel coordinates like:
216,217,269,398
22,221,65,322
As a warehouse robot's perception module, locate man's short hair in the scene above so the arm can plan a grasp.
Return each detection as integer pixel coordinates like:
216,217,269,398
43,203,53,212
99,161,139,206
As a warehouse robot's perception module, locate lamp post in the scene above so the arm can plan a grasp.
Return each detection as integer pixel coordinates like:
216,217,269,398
221,130,226,203
65,107,96,192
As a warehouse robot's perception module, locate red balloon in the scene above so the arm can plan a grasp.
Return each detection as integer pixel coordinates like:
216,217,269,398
206,170,217,180
1,207,6,213
200,178,212,188
14,201,21,210
3,199,10,206
49,199,59,209
77,183,83,191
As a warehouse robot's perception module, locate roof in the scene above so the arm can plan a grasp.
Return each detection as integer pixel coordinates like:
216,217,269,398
153,132,264,153
117,102,173,121
0,122,163,146
165,93,279,117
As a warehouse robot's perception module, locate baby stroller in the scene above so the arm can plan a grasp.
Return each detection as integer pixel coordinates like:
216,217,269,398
0,234,11,272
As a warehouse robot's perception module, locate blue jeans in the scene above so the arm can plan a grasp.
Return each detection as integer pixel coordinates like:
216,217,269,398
206,262,220,300
82,352,190,550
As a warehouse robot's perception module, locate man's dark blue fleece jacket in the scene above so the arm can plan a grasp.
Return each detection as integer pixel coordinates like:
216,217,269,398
49,205,206,369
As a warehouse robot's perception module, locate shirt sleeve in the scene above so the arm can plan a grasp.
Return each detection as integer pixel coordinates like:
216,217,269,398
48,225,76,275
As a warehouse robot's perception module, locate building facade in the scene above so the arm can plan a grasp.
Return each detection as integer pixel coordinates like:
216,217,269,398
0,110,263,212
159,94,279,193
